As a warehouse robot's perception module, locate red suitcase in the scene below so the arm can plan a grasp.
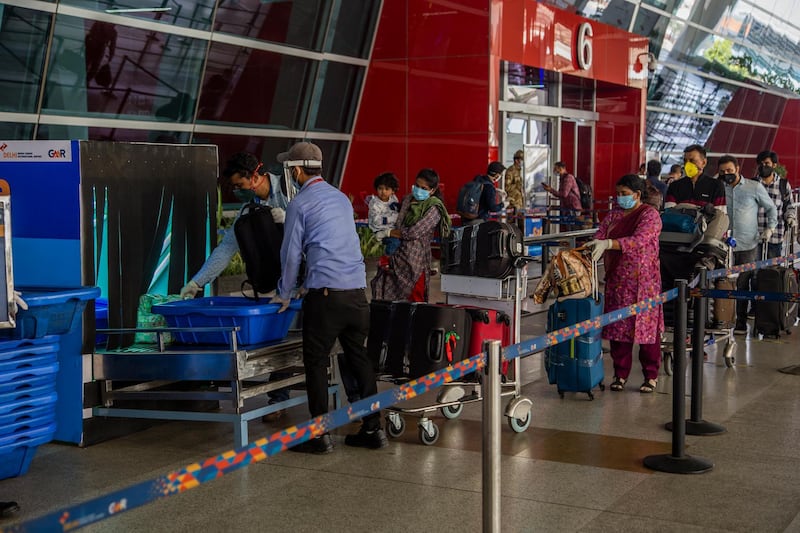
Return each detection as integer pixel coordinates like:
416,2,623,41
460,307,512,376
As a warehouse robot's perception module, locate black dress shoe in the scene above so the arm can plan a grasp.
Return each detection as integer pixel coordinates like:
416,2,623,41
345,427,388,449
0,501,20,518
289,433,334,454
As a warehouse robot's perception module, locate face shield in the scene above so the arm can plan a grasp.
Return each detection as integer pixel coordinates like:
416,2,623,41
282,159,322,200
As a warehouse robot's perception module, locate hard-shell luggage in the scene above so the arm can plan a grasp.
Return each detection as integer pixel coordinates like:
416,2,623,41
460,307,511,378
474,221,523,278
713,277,737,329
234,201,283,296
440,221,522,278
366,300,415,376
376,303,471,380
544,294,604,400
406,304,472,379
440,225,477,276
754,236,798,337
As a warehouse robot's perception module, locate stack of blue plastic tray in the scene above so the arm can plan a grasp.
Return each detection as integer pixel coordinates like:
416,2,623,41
0,336,60,479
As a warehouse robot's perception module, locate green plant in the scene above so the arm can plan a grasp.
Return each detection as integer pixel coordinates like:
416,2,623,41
774,163,788,178
358,226,385,258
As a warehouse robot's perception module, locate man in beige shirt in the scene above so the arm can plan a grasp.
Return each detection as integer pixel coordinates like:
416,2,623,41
504,149,525,210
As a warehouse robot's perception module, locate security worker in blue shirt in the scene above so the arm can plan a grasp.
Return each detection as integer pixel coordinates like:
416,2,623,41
272,142,387,454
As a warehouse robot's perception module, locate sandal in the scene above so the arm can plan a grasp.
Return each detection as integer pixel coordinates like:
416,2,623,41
639,379,657,393
610,377,626,391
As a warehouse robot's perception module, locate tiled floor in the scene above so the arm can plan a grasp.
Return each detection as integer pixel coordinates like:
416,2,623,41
2,267,800,532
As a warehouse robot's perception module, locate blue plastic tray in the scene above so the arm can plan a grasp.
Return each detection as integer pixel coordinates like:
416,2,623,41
0,391,57,416
0,336,60,353
0,411,54,436
5,286,101,339
0,396,57,427
0,344,59,374
0,381,57,406
0,362,59,394
153,297,302,346
0,422,56,480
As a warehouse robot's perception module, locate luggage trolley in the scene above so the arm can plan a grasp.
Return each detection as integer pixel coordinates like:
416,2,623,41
383,260,534,445
659,232,737,373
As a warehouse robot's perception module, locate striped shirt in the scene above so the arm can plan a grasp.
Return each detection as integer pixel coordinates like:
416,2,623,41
757,174,796,245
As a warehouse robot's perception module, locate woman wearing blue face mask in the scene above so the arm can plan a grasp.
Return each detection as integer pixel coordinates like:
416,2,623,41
585,174,664,394
371,168,452,302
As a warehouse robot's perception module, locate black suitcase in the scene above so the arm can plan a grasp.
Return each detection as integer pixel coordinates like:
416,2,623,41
440,225,478,276
367,301,416,376
754,266,798,337
474,221,523,278
407,304,472,379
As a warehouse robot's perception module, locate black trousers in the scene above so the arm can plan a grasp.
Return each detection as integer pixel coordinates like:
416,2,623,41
301,288,380,430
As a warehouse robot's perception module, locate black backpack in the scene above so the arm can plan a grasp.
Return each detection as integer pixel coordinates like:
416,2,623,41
233,201,284,297
574,177,593,211
456,178,484,219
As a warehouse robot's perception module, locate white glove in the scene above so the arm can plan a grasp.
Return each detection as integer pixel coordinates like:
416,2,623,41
495,188,508,201
180,280,200,299
10,290,27,319
786,218,797,230
585,239,612,262
760,228,774,242
270,294,291,313
270,207,286,224
374,229,390,240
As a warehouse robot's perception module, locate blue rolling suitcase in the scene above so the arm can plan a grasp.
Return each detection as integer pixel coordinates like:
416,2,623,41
545,295,605,400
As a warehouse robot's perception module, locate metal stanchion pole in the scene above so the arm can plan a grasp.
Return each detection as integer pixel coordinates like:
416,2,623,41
666,267,726,435
645,280,713,473
482,340,502,533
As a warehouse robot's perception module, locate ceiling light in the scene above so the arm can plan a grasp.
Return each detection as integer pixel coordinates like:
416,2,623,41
105,7,172,13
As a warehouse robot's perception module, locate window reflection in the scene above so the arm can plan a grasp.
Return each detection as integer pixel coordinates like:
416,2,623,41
0,6,51,114
43,15,206,122
504,62,557,106
0,122,34,140
59,0,215,31
632,6,671,58
213,0,329,52
325,0,380,58
197,41,316,129
307,62,363,132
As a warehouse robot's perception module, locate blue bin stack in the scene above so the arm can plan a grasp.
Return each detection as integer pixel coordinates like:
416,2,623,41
0,286,99,479
0,336,60,479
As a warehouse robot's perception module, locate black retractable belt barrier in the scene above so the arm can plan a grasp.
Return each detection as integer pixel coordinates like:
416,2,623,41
644,279,714,474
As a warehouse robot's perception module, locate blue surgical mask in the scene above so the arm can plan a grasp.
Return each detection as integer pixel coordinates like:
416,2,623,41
412,185,430,201
234,188,257,203
617,194,636,209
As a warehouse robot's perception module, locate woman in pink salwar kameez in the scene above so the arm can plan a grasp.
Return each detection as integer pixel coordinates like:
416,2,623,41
585,174,664,393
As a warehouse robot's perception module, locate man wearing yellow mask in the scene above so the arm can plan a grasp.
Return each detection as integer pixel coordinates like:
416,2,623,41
664,144,728,240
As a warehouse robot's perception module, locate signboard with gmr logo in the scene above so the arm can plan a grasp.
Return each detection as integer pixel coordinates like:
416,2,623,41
0,141,72,162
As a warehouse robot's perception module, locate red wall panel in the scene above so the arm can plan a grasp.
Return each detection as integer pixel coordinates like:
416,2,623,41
773,99,800,184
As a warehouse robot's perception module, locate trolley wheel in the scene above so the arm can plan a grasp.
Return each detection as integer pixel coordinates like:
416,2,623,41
663,352,674,376
599,382,606,391
386,415,405,438
440,403,463,419
507,411,531,433
418,422,439,445
587,391,594,401
557,388,565,399
723,340,736,368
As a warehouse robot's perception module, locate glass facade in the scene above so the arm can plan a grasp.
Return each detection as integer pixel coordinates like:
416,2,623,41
540,0,800,170
0,0,377,186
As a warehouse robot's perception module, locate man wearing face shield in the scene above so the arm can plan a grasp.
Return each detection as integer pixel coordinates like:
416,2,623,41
180,152,292,299
719,155,777,334
755,151,797,258
271,142,387,454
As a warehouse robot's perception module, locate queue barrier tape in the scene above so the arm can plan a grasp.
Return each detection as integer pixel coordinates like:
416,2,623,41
691,288,800,303
0,286,679,532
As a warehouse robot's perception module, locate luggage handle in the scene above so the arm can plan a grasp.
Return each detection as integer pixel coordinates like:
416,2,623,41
487,228,509,260
426,328,445,364
574,245,600,301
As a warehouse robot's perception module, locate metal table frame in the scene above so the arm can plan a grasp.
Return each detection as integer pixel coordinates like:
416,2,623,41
92,327,340,448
